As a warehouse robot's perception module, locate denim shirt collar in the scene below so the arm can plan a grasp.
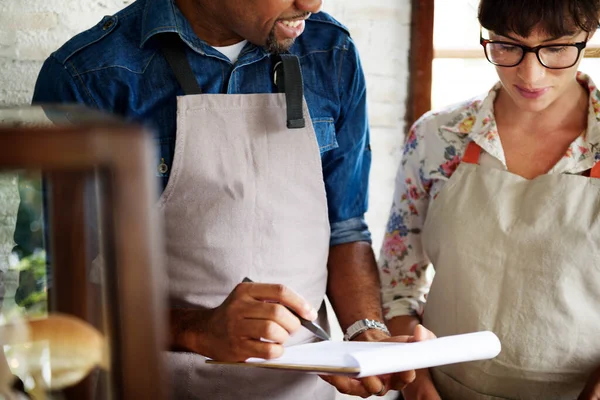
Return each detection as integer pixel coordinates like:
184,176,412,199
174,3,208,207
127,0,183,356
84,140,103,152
140,0,268,64
140,0,179,47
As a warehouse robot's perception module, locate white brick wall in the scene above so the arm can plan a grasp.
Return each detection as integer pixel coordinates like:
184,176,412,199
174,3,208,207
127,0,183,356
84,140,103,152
0,0,132,105
0,0,410,250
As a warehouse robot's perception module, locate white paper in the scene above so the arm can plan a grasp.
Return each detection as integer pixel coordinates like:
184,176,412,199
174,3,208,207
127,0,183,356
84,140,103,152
245,331,501,377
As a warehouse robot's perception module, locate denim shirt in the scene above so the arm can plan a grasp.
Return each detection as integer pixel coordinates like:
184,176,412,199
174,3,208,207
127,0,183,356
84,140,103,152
32,0,372,246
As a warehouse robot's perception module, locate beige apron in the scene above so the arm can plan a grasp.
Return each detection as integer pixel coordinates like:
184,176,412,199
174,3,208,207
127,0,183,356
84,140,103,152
157,41,334,399
422,141,600,399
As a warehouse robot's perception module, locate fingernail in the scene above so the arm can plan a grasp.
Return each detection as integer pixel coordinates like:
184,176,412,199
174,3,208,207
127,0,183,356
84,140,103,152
305,303,318,320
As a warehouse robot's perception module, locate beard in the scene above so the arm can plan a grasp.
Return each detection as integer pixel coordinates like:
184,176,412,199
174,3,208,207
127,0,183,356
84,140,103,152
264,27,295,54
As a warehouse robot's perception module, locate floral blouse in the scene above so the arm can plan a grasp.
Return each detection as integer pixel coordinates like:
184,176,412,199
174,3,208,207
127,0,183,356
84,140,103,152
379,72,600,320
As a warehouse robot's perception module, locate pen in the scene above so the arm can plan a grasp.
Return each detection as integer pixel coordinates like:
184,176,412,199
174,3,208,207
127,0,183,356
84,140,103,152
242,277,331,341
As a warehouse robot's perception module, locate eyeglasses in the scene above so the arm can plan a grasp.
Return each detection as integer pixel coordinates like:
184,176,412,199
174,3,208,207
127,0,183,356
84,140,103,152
479,32,587,69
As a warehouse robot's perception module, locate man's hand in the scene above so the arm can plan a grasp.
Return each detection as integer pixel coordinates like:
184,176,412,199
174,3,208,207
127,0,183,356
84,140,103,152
170,282,317,362
579,365,600,400
319,327,439,398
319,332,415,398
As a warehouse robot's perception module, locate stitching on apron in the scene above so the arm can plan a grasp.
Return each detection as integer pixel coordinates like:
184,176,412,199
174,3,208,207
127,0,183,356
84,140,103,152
185,353,193,400
187,105,289,111
157,102,187,208
424,164,470,222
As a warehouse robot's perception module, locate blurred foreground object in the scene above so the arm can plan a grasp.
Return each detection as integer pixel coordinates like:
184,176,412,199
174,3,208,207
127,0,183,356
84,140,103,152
0,106,169,399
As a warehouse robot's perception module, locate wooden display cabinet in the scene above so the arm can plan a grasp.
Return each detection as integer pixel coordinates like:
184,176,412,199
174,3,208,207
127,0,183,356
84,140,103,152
0,105,168,399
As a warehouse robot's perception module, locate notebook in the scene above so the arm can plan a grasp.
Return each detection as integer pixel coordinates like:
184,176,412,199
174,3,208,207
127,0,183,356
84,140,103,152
206,331,501,377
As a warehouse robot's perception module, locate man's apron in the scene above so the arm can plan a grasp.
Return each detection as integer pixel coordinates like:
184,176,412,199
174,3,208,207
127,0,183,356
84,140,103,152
157,38,334,399
422,141,600,399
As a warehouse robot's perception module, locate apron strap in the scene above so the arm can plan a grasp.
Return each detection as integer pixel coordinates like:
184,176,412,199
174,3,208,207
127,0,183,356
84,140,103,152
591,161,600,178
462,141,481,164
273,54,306,129
160,35,203,95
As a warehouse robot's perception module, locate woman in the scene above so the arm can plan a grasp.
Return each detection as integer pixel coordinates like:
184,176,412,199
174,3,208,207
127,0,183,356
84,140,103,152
379,0,600,399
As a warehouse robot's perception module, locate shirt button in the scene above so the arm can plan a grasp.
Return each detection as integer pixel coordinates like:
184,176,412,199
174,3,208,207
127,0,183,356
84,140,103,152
102,19,114,30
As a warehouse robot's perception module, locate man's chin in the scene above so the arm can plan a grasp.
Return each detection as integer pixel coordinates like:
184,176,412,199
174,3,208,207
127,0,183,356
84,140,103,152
264,37,295,54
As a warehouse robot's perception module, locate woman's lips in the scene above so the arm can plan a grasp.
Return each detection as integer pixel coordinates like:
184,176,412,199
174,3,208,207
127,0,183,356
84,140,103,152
275,19,306,40
515,85,550,99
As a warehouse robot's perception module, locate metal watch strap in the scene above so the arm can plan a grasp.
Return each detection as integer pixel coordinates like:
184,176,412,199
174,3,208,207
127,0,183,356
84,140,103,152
343,319,391,341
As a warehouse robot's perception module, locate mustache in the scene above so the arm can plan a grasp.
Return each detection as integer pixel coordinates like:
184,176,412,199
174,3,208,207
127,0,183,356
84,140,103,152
278,12,311,22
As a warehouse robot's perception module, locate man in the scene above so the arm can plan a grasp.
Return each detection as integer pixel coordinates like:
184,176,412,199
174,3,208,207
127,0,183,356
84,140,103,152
32,0,416,397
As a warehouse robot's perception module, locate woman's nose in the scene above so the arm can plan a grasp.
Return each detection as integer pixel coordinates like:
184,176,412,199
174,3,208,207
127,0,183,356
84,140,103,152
517,52,546,84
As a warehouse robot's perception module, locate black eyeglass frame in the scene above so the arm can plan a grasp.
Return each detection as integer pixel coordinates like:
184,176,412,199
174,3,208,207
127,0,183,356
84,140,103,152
479,31,588,69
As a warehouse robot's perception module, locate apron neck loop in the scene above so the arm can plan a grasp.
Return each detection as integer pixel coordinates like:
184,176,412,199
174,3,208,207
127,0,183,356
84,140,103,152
158,34,305,130
159,34,203,96
462,141,482,164
272,54,306,129
464,140,600,179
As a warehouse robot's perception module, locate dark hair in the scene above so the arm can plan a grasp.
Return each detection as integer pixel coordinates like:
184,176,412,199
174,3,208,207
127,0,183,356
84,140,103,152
479,0,600,38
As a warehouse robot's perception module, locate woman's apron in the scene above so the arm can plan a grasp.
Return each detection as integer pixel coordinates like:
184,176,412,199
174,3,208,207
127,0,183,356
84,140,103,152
422,141,600,399
157,38,334,399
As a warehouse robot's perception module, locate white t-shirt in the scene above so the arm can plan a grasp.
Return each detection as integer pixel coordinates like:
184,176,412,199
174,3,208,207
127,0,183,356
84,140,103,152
212,40,247,64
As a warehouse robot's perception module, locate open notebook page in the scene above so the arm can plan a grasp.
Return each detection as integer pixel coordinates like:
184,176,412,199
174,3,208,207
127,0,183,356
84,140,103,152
241,331,501,377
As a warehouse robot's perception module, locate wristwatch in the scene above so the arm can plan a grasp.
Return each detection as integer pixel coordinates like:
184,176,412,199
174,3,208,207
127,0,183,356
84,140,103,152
343,319,390,341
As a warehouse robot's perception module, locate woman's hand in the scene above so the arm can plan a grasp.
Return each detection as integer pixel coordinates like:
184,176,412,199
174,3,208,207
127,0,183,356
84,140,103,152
401,325,442,400
319,328,416,398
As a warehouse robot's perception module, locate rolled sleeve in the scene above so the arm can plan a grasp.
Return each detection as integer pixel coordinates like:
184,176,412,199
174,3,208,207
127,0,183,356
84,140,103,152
330,216,372,246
